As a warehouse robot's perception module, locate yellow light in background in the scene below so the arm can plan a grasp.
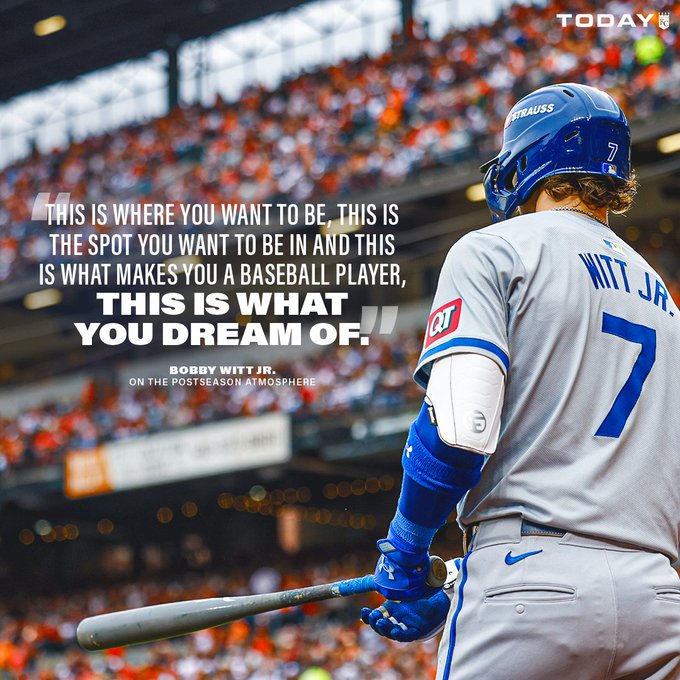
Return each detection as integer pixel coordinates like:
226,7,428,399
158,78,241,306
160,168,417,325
465,183,486,202
181,501,198,518
379,474,395,491
650,233,664,248
657,132,680,154
217,493,233,509
23,288,62,310
34,15,67,37
322,483,337,499
659,218,673,234
157,507,173,523
64,524,79,540
365,477,380,493
625,226,640,242
164,254,201,267
321,217,363,235
19,529,35,546
97,518,114,535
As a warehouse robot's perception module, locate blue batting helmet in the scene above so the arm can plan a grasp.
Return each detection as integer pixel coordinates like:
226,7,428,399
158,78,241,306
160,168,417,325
481,83,631,222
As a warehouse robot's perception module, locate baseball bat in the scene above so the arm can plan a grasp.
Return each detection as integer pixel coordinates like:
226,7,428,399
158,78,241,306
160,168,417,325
77,555,448,651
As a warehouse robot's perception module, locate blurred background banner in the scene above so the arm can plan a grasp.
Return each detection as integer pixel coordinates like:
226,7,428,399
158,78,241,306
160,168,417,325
64,413,292,498
0,0,677,677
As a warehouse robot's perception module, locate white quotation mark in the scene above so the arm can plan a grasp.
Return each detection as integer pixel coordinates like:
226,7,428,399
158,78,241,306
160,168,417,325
32,192,70,221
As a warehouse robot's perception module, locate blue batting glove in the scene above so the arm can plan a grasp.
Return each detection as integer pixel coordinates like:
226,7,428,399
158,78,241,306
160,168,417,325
360,589,452,642
373,533,436,601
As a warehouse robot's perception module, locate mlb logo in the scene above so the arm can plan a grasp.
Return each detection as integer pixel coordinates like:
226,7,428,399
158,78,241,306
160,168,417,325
424,298,462,348
603,238,624,254
658,11,670,29
602,162,617,175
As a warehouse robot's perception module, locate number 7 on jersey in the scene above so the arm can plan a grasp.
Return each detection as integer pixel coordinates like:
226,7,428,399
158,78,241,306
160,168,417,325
596,312,656,439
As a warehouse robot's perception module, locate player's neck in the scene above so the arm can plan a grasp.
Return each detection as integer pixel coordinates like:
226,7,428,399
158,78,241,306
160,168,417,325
535,193,609,226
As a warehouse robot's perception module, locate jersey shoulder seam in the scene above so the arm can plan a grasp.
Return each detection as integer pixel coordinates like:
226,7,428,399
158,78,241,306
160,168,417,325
472,230,528,276
470,231,529,303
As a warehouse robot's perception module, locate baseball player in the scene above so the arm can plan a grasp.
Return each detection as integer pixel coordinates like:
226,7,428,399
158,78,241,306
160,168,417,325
361,83,680,679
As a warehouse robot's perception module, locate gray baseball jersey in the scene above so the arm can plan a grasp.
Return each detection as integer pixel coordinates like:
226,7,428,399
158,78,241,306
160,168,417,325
415,210,680,562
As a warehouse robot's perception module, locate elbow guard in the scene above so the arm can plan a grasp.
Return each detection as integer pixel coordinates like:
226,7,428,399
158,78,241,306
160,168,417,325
402,408,485,495
425,353,505,455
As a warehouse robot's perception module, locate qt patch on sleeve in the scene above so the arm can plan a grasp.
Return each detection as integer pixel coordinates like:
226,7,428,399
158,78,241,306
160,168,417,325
424,298,462,348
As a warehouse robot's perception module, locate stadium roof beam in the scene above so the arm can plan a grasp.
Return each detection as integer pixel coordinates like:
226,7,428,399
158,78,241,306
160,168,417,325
167,42,179,110
0,0,317,101
401,0,414,32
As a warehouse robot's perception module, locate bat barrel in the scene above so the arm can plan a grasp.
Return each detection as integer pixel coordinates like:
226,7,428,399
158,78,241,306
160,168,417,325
77,582,341,651
78,598,246,650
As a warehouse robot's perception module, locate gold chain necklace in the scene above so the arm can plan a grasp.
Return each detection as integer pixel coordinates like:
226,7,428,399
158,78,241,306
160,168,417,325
553,206,609,228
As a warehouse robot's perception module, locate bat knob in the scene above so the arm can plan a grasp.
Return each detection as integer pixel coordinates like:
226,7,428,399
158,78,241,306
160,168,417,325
426,555,448,588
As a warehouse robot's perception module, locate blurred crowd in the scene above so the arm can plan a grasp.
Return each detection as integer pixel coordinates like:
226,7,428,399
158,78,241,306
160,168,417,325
0,551,442,679
1,4,678,675
0,0,679,281
0,333,423,474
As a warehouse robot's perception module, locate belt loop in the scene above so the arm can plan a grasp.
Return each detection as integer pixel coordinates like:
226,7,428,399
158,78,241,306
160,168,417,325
463,517,523,548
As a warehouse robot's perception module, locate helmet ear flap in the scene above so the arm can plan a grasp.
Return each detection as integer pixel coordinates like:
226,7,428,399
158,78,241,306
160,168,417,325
503,156,528,192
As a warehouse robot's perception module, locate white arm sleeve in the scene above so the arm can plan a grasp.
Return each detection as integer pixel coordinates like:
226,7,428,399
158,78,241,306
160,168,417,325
425,353,505,455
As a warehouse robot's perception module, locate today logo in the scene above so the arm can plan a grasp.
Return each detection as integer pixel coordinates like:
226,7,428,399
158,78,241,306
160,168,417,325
556,12,670,29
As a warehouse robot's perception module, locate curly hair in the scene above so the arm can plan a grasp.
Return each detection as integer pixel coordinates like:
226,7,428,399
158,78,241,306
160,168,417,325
540,172,638,214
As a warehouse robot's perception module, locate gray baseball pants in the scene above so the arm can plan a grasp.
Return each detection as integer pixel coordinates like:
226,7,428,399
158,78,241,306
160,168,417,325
436,516,680,680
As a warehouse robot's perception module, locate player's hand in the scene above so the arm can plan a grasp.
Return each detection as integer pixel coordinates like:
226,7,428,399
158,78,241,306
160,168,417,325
373,536,436,601
360,589,451,643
